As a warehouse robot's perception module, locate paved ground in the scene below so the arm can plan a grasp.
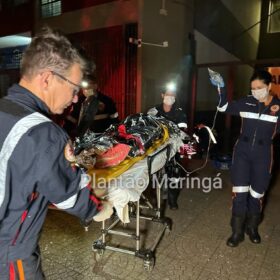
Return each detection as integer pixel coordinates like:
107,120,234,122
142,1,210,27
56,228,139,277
40,159,280,280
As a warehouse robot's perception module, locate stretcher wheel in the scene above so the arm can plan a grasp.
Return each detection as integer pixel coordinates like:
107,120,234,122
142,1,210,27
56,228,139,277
94,249,104,262
143,257,154,271
165,226,171,235
164,217,172,235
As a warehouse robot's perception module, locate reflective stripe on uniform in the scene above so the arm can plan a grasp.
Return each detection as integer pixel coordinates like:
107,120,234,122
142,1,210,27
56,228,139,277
249,186,264,199
259,114,278,123
232,186,250,193
217,103,228,112
240,111,278,123
53,193,78,209
54,174,90,209
0,113,51,208
17,259,25,280
9,262,15,280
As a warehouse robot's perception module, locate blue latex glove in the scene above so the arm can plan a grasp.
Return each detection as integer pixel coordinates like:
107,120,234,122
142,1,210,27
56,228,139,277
208,68,225,88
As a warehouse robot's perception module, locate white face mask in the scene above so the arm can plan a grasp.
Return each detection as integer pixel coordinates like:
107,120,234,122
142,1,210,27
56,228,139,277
251,87,269,101
163,96,175,106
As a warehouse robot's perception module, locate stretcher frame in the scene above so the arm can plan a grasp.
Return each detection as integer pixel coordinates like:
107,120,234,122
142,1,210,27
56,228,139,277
92,144,172,271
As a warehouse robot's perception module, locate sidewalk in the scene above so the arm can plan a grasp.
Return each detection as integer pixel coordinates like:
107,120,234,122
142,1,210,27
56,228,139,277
40,159,280,280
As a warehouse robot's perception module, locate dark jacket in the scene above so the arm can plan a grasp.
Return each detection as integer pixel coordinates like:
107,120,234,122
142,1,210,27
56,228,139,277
0,84,99,262
77,91,119,135
147,103,187,128
218,90,280,146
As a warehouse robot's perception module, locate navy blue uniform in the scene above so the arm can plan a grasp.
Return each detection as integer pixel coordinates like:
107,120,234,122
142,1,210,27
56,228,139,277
148,103,187,208
148,103,187,129
218,91,280,216
0,84,100,279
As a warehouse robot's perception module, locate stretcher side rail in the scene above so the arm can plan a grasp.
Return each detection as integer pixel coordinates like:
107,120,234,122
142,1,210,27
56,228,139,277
92,144,173,271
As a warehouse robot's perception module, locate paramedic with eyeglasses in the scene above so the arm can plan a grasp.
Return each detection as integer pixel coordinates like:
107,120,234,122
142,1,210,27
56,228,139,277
0,27,112,279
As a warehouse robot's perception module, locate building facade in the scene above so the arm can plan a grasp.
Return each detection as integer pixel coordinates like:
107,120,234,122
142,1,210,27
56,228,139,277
0,0,279,128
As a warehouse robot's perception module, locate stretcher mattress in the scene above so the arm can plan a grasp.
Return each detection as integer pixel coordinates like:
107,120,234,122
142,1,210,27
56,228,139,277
90,134,183,223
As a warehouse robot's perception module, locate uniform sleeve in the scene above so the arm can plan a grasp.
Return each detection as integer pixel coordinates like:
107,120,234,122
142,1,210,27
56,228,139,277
33,123,100,221
77,97,99,136
106,97,119,121
176,109,188,129
82,97,99,123
277,110,280,134
217,88,250,116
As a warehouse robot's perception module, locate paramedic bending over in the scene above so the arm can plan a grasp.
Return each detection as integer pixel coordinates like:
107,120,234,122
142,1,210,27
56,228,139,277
0,27,111,279
147,83,187,210
210,69,280,247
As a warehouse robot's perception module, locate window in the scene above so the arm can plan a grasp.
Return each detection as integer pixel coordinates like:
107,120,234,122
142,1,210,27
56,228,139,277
268,0,280,33
0,46,27,70
41,0,61,18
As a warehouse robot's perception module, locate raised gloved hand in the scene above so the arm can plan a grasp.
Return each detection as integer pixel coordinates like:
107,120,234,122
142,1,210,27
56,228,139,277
208,68,225,88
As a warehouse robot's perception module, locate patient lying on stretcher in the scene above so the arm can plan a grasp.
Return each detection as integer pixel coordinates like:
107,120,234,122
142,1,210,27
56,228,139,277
65,114,186,222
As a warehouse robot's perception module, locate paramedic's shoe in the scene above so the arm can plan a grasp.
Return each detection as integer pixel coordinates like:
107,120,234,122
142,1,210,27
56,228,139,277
169,203,178,210
246,228,261,244
226,232,244,247
226,215,245,247
246,215,261,244
93,201,114,222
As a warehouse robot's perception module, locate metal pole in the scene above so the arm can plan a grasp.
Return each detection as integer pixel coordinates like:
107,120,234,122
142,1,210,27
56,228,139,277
157,174,161,218
190,68,197,131
102,220,106,243
136,200,140,251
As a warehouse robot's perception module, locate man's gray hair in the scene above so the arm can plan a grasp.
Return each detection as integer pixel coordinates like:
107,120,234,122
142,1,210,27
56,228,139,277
20,26,86,78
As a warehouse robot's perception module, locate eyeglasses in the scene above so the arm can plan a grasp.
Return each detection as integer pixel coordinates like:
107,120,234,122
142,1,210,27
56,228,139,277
51,71,81,96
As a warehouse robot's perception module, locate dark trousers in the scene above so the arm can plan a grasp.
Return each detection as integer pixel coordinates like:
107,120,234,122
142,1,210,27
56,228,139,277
230,141,272,216
166,155,182,207
0,249,45,280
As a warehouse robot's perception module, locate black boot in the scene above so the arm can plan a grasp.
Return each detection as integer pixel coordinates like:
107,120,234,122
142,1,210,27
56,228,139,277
168,187,179,210
226,215,245,247
167,161,181,210
246,214,261,244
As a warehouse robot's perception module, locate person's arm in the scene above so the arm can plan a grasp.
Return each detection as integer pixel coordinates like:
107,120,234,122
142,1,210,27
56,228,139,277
209,71,235,114
34,123,101,222
77,97,99,136
107,97,119,123
176,108,188,129
276,109,280,134
217,88,250,116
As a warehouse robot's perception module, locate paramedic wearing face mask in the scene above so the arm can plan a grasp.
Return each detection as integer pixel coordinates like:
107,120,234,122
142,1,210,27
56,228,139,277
147,83,187,210
211,69,280,247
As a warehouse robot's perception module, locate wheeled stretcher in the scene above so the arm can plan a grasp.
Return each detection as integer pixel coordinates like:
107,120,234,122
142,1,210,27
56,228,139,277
91,136,182,271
